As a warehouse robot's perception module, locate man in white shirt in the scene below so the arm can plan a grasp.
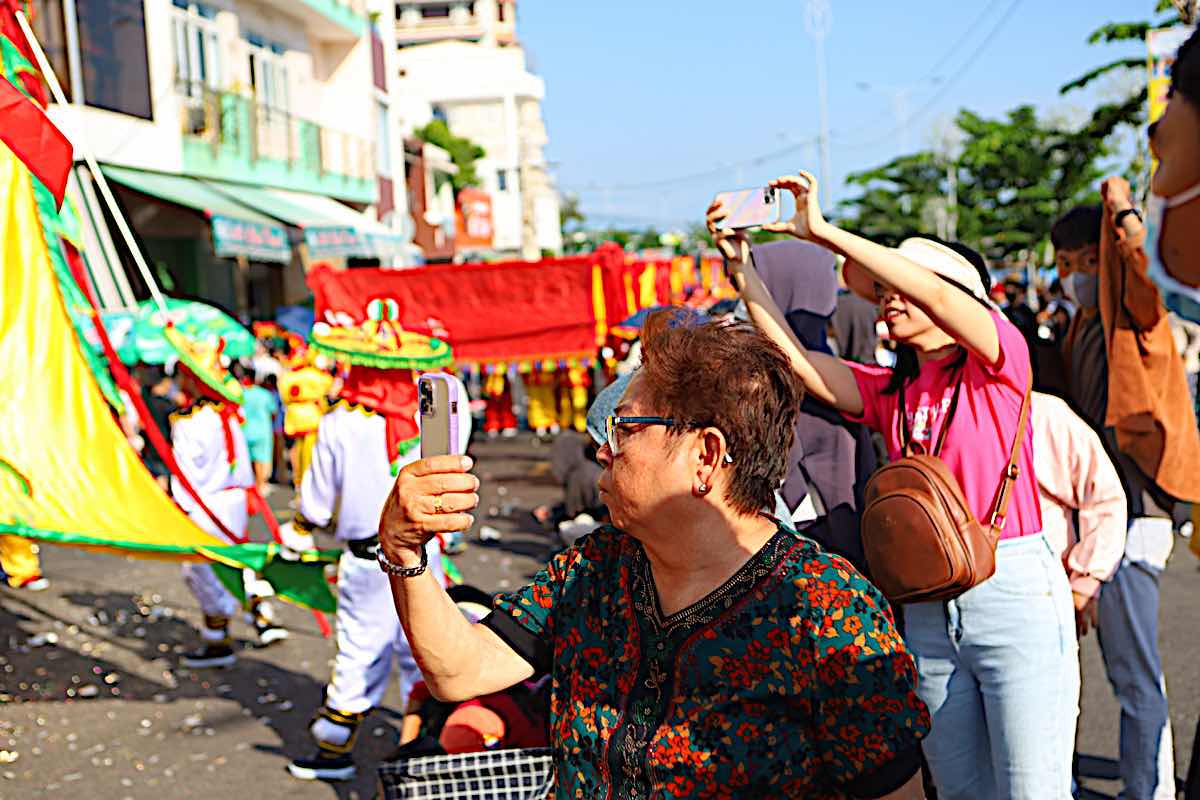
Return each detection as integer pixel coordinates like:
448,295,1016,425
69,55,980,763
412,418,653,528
286,321,469,782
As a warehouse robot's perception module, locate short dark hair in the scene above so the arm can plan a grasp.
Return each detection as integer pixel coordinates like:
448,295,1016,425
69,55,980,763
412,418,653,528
1051,205,1102,251
1172,27,1200,108
638,311,803,516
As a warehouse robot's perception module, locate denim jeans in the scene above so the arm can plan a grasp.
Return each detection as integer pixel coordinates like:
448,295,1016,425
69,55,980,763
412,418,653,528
903,533,1079,800
1097,532,1176,800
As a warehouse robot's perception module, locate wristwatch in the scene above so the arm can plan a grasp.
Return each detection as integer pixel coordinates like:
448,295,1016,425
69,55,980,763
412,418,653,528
377,543,428,577
1114,207,1142,227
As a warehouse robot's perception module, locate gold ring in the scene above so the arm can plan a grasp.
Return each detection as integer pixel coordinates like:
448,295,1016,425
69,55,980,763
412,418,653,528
433,496,444,514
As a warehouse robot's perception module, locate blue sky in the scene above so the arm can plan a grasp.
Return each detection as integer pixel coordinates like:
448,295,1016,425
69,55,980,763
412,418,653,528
519,0,1160,230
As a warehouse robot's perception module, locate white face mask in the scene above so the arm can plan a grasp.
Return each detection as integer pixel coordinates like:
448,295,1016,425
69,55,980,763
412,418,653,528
1145,181,1200,323
1062,271,1098,309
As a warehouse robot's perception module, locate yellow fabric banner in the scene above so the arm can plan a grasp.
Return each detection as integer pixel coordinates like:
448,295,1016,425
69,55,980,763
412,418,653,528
0,142,222,559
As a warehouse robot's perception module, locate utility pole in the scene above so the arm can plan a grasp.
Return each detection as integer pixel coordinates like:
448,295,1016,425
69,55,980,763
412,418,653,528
804,0,832,208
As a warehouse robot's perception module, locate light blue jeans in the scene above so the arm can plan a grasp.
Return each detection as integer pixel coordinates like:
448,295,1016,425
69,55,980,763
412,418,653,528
903,533,1079,800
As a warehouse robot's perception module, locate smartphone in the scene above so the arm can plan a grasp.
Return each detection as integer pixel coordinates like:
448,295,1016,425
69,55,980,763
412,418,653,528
419,373,462,458
714,186,781,230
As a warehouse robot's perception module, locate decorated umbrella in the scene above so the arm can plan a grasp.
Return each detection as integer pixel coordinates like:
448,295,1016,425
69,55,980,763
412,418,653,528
104,297,255,365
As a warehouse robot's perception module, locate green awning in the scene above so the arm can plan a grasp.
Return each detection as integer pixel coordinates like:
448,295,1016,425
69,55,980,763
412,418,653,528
101,165,291,263
201,180,411,262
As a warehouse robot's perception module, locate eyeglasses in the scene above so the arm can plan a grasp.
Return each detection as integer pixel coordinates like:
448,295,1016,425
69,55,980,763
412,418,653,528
604,416,676,455
603,415,734,464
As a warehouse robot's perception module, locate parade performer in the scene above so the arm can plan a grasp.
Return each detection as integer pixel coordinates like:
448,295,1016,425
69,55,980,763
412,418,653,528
286,310,469,782
524,363,559,436
557,362,590,433
0,535,46,590
482,368,518,438
166,329,287,669
278,351,334,492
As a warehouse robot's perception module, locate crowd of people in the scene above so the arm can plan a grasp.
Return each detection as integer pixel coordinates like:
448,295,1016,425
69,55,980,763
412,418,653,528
373,29,1200,800
6,24,1200,800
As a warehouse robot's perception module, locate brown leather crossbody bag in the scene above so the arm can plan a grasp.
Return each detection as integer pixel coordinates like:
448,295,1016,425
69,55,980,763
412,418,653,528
860,372,1032,604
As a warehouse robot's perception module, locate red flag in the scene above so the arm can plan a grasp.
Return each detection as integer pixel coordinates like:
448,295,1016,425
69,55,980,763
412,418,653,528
0,75,71,204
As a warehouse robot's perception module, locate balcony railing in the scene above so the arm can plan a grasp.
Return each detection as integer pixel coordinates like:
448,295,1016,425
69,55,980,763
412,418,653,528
179,81,373,186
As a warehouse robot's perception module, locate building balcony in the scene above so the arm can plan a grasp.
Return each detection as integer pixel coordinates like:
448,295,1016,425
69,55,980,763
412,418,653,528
396,15,487,45
178,82,375,203
253,0,367,42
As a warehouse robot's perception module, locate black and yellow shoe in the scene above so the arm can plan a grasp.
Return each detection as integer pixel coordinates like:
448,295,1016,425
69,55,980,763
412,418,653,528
180,641,236,669
287,748,356,781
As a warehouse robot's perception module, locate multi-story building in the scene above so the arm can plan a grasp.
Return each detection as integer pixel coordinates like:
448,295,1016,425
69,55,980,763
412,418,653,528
30,0,420,321
394,0,562,260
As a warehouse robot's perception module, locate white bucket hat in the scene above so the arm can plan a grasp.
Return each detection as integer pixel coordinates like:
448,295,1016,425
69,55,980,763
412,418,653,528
844,237,996,309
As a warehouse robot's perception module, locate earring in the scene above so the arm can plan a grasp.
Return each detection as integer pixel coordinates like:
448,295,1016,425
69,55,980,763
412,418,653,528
698,483,708,494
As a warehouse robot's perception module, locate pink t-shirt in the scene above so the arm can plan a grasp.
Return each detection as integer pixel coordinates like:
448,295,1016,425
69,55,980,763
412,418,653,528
845,311,1041,539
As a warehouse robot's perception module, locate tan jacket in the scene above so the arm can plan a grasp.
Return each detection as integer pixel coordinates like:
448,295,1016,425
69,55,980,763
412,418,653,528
1086,210,1200,503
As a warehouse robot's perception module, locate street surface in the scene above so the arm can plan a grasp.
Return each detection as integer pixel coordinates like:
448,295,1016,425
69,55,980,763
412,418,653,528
1,435,1196,799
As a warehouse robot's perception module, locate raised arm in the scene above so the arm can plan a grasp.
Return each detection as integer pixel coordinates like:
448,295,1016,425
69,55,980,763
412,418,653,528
380,456,534,701
765,172,1000,366
705,200,864,416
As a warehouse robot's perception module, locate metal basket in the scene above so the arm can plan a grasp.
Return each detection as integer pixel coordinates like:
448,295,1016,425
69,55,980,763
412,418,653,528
378,747,554,800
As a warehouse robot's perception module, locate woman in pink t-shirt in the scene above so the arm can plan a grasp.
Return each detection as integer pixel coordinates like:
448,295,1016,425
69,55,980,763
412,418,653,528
707,172,1077,800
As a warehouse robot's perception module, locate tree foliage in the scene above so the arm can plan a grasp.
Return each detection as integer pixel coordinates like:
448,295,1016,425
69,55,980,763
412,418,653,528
838,106,1109,263
414,119,486,195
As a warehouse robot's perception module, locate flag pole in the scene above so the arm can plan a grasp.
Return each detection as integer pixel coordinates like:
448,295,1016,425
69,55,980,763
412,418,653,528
14,9,169,315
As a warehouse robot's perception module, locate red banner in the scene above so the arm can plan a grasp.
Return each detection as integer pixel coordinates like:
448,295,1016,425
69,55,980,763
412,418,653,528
309,254,617,366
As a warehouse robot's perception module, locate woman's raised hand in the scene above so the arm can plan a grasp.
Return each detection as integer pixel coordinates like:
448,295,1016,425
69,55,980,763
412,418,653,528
763,171,828,242
379,455,480,562
705,197,751,264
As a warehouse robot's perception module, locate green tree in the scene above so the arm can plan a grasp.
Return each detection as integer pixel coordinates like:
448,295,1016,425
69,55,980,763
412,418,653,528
1060,1,1181,149
414,119,486,195
839,105,1110,264
560,192,585,234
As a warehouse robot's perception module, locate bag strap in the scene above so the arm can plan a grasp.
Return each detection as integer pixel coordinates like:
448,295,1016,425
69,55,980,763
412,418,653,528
987,374,1033,533
897,368,965,457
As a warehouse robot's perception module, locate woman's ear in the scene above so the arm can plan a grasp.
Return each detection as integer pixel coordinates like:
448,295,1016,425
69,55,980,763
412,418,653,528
694,428,727,495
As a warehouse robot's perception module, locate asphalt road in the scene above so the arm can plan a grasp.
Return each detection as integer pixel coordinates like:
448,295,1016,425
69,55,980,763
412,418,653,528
1,435,1196,799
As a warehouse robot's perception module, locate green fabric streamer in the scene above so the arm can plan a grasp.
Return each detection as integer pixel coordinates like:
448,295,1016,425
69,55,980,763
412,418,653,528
0,523,340,613
30,175,126,413
0,35,37,99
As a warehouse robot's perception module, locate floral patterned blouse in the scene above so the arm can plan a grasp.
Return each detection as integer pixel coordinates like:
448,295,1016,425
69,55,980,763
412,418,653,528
483,523,930,799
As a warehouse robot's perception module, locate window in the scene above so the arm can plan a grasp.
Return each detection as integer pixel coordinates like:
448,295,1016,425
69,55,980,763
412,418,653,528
170,1,221,98
76,0,153,118
431,104,448,123
375,100,392,177
421,4,451,18
29,1,72,101
497,169,508,192
247,35,289,113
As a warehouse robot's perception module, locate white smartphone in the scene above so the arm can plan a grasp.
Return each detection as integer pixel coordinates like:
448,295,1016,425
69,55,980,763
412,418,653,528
714,186,781,230
418,373,462,458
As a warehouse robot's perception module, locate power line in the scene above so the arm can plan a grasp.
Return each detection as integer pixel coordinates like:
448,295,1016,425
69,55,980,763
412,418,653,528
834,0,1024,150
564,0,1021,194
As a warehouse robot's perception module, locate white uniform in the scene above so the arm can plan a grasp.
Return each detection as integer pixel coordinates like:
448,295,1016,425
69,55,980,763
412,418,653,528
171,401,254,624
299,380,471,719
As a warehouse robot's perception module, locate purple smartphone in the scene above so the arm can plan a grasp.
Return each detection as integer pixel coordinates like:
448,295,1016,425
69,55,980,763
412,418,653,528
418,373,461,457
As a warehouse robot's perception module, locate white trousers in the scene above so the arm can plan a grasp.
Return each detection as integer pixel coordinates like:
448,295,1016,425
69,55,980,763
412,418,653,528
181,562,240,620
325,543,442,715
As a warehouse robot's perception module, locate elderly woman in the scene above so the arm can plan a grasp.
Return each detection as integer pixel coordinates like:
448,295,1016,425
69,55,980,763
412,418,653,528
379,313,930,799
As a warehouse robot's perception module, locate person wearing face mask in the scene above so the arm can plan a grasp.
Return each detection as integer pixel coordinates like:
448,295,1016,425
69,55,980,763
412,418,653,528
1050,183,1200,800
1145,27,1200,321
